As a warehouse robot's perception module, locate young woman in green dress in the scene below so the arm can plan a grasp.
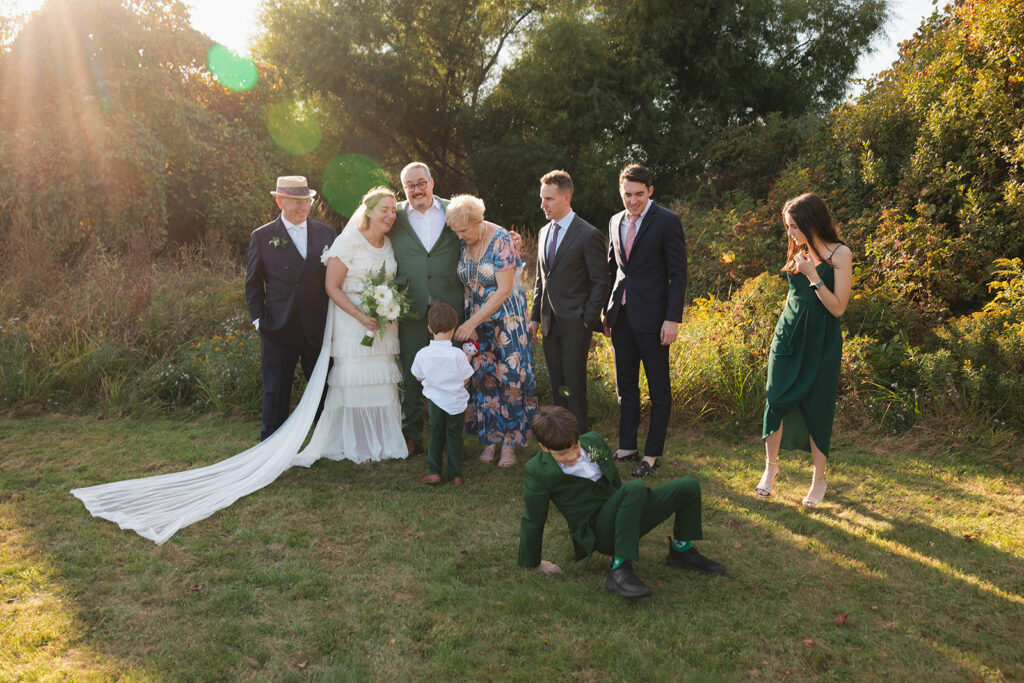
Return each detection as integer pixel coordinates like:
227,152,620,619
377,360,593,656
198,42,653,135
756,194,853,507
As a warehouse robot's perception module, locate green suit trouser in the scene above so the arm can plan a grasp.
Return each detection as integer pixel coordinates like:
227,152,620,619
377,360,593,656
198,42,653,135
426,399,464,479
591,477,702,561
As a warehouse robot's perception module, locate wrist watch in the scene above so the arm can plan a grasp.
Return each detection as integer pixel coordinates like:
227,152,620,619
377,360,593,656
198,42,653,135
810,279,824,291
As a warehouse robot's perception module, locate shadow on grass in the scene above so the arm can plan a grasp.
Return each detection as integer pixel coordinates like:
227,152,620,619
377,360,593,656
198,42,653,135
689,440,1024,680
2,416,1023,679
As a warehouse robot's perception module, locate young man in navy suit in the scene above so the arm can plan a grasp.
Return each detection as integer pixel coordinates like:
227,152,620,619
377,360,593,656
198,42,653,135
245,176,336,441
603,164,687,477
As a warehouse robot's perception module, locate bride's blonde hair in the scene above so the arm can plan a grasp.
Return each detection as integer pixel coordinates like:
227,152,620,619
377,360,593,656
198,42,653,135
358,186,397,230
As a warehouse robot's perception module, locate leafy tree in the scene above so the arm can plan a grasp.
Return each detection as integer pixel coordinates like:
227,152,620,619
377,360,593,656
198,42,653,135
257,0,546,194
472,0,888,227
257,0,885,227
829,0,1024,317
0,0,283,251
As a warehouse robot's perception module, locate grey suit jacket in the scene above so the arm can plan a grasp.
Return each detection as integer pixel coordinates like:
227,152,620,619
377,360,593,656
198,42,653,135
530,214,609,335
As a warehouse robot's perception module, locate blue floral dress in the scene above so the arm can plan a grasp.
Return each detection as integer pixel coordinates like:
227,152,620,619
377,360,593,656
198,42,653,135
457,228,538,446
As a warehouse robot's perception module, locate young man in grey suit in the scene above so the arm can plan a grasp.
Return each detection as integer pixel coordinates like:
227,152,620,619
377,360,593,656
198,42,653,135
529,170,609,433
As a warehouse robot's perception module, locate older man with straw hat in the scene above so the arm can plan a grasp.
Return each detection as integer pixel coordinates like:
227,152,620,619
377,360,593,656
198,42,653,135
245,175,336,441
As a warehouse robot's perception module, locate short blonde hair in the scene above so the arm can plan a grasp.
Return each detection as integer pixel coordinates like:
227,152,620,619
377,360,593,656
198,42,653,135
445,194,485,229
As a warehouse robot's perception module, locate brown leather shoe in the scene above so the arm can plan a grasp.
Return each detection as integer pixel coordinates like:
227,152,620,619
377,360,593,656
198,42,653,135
406,438,423,457
420,473,441,485
450,477,464,486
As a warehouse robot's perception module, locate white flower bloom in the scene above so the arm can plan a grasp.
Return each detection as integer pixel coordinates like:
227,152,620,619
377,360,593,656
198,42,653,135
320,246,331,265
374,285,394,306
383,302,401,320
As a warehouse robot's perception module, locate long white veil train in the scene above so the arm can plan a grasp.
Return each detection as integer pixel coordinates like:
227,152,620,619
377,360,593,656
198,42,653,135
71,207,369,546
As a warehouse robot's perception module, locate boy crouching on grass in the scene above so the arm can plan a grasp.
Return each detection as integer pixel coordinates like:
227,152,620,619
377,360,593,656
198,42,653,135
412,302,474,486
518,406,726,598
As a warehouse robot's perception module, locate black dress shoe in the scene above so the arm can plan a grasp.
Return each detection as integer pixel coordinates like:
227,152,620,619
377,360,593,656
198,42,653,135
666,547,726,576
631,459,659,478
604,562,653,598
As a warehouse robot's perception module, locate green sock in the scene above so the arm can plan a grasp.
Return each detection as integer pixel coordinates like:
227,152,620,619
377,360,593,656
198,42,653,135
611,557,628,569
671,539,692,553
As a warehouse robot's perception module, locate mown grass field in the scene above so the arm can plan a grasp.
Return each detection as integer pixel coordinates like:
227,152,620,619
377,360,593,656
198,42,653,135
2,415,1022,681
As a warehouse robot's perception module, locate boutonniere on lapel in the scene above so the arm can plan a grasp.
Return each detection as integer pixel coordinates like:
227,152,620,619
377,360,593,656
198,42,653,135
320,245,331,265
269,236,289,248
584,444,611,465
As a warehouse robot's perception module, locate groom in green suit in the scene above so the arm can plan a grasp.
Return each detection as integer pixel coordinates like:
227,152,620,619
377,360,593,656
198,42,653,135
519,406,725,597
390,162,465,457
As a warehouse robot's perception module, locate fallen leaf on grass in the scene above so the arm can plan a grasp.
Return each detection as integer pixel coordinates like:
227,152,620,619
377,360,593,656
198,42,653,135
783,669,791,675
964,533,979,542
802,638,816,647
390,638,396,644
190,584,202,592
296,660,307,669
835,613,849,626
733,542,742,549
543,640,549,646
933,496,942,501
730,519,741,529
928,541,935,547
871,605,879,610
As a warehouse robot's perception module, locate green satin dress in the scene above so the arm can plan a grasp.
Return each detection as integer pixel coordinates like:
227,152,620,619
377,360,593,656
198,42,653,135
762,262,842,456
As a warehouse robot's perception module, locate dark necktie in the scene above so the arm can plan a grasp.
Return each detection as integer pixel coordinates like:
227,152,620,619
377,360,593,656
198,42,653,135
546,222,561,265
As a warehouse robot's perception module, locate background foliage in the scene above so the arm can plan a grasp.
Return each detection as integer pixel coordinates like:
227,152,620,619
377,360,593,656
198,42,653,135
1,0,1023,441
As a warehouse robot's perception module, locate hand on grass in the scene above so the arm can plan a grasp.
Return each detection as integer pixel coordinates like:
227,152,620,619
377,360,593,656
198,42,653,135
536,560,562,575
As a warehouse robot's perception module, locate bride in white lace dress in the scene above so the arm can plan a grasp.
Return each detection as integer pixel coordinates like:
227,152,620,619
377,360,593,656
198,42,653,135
299,186,406,463
71,187,405,545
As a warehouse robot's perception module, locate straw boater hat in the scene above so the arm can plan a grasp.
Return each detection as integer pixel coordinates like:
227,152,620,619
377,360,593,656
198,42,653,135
270,175,317,199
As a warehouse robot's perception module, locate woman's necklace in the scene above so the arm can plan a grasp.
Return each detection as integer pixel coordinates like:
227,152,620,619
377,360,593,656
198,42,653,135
465,225,493,289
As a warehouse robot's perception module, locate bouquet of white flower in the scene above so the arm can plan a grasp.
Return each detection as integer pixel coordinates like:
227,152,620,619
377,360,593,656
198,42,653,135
358,264,412,346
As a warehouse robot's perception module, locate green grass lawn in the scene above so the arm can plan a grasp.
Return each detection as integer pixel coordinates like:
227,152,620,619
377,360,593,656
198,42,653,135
2,415,1022,680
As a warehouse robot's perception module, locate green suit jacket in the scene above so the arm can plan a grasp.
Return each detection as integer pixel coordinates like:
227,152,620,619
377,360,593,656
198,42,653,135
390,196,464,318
518,432,621,568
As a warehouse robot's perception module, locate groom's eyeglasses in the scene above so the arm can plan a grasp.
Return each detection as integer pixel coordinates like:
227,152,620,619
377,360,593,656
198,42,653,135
403,180,430,192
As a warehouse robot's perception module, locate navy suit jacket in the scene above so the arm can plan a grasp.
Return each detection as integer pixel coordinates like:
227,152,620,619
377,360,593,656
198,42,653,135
603,201,687,334
245,216,336,347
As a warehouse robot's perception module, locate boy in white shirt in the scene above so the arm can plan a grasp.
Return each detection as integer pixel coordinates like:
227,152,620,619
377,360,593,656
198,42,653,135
411,303,475,485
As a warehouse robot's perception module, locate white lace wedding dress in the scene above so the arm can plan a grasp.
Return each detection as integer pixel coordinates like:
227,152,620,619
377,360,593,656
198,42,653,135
71,222,406,545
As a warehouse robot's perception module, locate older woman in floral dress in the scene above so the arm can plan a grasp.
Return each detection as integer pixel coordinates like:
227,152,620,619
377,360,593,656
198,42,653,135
448,194,537,467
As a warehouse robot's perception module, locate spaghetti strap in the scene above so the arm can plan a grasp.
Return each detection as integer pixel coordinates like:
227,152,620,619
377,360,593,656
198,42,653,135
827,243,842,258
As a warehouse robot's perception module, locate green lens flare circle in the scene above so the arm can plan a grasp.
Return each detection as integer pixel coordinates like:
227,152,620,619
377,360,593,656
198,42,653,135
322,155,390,217
207,44,258,92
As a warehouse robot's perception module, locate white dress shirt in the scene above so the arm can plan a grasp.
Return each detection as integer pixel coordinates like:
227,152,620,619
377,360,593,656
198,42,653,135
410,340,475,415
556,446,603,482
281,215,308,259
406,198,445,252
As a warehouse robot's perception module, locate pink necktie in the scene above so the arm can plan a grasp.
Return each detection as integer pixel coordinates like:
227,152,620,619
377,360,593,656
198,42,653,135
621,214,638,304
